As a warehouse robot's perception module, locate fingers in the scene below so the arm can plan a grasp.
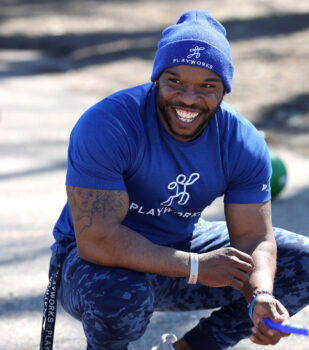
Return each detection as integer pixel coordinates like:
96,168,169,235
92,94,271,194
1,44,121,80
259,318,289,338
229,276,245,290
226,248,255,271
268,301,286,323
255,296,289,325
252,298,291,345
251,319,285,345
228,247,255,266
230,256,254,273
265,302,290,338
198,248,254,289
250,318,290,346
275,299,290,321
225,248,255,289
250,326,281,345
231,266,251,282
226,268,252,289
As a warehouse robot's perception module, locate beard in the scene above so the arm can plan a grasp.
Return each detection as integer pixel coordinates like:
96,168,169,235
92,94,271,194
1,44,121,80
156,93,223,141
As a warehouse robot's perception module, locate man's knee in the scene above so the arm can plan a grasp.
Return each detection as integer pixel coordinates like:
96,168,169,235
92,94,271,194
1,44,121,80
274,229,309,313
275,228,309,281
61,253,154,348
83,267,154,318
81,268,154,348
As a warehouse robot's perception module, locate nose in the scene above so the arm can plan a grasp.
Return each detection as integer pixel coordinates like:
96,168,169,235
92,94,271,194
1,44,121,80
179,86,200,106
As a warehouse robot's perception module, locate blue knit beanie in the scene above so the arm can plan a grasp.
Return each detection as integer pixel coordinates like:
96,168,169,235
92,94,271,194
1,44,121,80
151,10,234,93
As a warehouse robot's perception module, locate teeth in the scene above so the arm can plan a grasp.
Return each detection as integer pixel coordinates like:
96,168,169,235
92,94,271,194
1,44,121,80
175,109,199,123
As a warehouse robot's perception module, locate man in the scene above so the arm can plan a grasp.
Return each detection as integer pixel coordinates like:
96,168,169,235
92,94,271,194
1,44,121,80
48,9,309,350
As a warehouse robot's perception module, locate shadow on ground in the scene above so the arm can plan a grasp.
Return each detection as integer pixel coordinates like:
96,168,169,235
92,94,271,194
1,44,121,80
256,93,309,133
0,294,43,316
0,7,308,77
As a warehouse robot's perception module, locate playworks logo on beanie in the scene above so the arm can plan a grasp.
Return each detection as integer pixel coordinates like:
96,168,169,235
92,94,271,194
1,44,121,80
151,10,234,93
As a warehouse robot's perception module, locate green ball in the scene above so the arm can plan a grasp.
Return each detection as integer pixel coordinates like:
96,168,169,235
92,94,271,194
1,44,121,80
270,151,287,199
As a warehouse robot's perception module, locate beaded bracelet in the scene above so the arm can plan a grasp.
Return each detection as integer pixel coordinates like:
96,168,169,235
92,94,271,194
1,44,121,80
248,290,274,320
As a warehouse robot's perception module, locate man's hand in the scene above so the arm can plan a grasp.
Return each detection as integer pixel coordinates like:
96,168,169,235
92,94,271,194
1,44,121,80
250,294,290,345
198,247,255,289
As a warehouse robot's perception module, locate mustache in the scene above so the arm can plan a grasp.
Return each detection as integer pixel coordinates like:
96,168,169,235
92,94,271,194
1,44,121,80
168,101,209,114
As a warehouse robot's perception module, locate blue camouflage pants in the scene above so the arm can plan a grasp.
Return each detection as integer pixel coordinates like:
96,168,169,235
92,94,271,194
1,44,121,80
58,220,309,350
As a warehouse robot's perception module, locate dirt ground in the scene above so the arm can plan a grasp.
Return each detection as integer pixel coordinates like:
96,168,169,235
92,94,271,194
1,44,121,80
0,0,308,349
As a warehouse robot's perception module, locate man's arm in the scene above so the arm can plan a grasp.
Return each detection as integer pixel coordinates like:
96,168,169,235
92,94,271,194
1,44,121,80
67,185,255,284
67,185,256,289
225,201,290,345
225,201,276,298
66,185,190,277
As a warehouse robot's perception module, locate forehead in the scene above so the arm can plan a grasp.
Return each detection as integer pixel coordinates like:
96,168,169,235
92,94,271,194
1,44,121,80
161,65,222,82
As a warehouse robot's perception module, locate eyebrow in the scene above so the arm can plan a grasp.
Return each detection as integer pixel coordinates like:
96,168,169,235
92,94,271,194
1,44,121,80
165,69,221,82
165,69,178,76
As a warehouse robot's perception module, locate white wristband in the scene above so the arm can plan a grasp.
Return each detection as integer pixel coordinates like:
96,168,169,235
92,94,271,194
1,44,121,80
187,253,199,284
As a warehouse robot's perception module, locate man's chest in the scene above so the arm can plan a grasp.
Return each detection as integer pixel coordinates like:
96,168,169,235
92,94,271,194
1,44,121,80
124,137,228,216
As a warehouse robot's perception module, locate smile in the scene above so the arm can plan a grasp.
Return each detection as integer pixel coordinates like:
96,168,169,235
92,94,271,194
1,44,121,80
175,108,199,123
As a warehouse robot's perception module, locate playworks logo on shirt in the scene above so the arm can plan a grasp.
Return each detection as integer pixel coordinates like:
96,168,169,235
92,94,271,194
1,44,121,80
129,173,201,219
160,173,200,206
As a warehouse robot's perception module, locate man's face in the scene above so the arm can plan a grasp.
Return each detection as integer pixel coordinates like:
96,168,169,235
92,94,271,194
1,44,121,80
156,65,225,142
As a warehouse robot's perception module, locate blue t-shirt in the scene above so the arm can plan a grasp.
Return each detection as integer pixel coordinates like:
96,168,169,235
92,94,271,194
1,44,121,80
52,83,271,249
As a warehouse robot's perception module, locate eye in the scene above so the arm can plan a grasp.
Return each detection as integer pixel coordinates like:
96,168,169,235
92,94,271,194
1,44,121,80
201,83,214,89
169,78,181,85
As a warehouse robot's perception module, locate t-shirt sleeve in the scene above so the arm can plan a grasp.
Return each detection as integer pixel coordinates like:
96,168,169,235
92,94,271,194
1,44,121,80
223,118,272,204
66,100,136,190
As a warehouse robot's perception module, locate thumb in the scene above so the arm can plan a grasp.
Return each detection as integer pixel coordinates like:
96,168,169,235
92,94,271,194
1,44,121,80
269,303,285,322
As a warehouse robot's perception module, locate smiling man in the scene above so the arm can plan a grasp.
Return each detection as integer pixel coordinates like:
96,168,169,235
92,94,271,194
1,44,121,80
156,66,224,142
44,9,309,350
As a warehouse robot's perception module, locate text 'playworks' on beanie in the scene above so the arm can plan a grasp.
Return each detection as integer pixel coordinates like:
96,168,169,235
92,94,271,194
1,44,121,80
151,9,234,93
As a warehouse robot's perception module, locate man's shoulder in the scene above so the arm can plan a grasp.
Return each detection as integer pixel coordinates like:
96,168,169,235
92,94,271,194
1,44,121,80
80,83,153,124
219,101,247,124
216,101,265,151
108,82,154,98
218,101,258,133
104,82,154,110
77,83,153,131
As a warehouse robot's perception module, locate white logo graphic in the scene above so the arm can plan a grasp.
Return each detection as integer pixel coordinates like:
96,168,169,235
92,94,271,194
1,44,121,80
187,46,205,59
262,184,268,191
160,173,200,207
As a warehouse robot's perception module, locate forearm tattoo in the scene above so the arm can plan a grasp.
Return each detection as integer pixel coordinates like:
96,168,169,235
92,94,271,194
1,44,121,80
66,186,126,235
